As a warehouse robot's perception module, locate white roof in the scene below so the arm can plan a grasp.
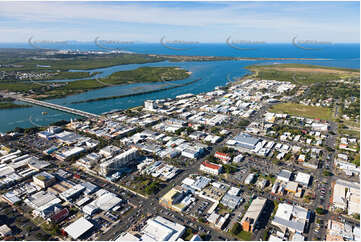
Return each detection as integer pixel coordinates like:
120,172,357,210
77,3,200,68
275,203,308,222
269,235,283,241
0,224,11,235
64,217,93,239
141,216,185,241
295,172,311,185
116,232,140,241
275,203,293,221
227,187,240,196
241,197,267,224
182,177,195,186
91,192,122,211
64,147,84,157
292,233,305,241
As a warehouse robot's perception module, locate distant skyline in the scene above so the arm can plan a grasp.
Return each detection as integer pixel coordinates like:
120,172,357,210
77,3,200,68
0,1,359,43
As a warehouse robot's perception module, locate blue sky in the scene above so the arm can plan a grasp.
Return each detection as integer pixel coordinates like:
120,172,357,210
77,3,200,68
0,1,359,43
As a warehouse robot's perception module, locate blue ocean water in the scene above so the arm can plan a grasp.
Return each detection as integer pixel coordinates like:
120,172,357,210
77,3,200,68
0,43,359,132
1,42,359,59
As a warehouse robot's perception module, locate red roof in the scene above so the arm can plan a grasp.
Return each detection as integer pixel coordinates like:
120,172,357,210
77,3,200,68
50,208,69,223
201,161,221,170
215,152,230,157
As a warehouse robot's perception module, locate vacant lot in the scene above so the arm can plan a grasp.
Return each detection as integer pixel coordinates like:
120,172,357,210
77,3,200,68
269,103,334,121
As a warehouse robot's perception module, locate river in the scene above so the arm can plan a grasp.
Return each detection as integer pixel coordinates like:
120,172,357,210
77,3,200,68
0,44,359,132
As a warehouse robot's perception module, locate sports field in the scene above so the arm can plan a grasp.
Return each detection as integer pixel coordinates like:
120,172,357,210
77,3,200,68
269,103,335,121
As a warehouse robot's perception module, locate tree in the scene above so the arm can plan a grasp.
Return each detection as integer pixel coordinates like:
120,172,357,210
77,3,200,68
175,127,186,136
186,127,194,134
230,222,242,235
322,170,332,176
198,217,207,223
144,181,159,195
315,207,326,215
284,153,292,160
272,159,281,165
25,226,32,233
224,164,236,174
352,213,360,220
238,119,250,128
263,229,269,241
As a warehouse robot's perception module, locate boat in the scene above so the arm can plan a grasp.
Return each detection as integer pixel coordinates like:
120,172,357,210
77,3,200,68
41,112,48,115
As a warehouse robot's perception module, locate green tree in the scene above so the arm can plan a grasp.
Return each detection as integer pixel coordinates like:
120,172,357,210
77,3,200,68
238,119,250,128
322,170,332,176
315,207,326,215
352,213,360,220
230,222,242,235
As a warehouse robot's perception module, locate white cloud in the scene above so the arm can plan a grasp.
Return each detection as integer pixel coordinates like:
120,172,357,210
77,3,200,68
0,2,358,42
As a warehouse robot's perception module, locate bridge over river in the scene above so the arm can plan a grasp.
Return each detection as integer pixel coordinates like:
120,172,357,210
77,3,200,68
5,94,101,120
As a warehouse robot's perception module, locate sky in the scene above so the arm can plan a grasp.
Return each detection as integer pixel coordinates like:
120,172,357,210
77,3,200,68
0,1,359,43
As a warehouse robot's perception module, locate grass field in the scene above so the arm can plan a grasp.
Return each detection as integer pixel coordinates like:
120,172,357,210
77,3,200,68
340,129,360,138
246,63,359,85
269,103,335,121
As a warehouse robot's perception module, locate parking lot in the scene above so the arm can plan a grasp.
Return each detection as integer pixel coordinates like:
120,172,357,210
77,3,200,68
184,197,212,218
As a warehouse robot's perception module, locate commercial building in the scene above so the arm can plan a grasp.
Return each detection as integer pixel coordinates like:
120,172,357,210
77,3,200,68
83,192,122,215
116,232,140,241
199,161,222,175
140,216,185,241
182,176,211,191
311,122,328,131
285,181,299,194
233,154,244,163
0,224,12,237
144,100,158,111
33,171,56,188
332,179,360,215
160,186,194,212
221,193,243,210
295,172,311,187
244,173,255,185
241,197,267,232
59,184,85,201
272,203,310,233
277,170,292,182
207,211,230,229
1,191,21,204
48,208,69,224
81,181,99,195
99,145,121,158
214,152,231,163
181,148,202,159
226,133,260,152
100,148,138,176
64,217,94,240
25,191,62,219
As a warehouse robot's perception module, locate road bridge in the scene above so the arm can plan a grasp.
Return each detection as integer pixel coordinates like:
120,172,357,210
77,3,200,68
8,94,101,120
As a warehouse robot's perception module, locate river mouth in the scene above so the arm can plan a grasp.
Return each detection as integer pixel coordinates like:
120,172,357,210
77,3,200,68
0,57,359,133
